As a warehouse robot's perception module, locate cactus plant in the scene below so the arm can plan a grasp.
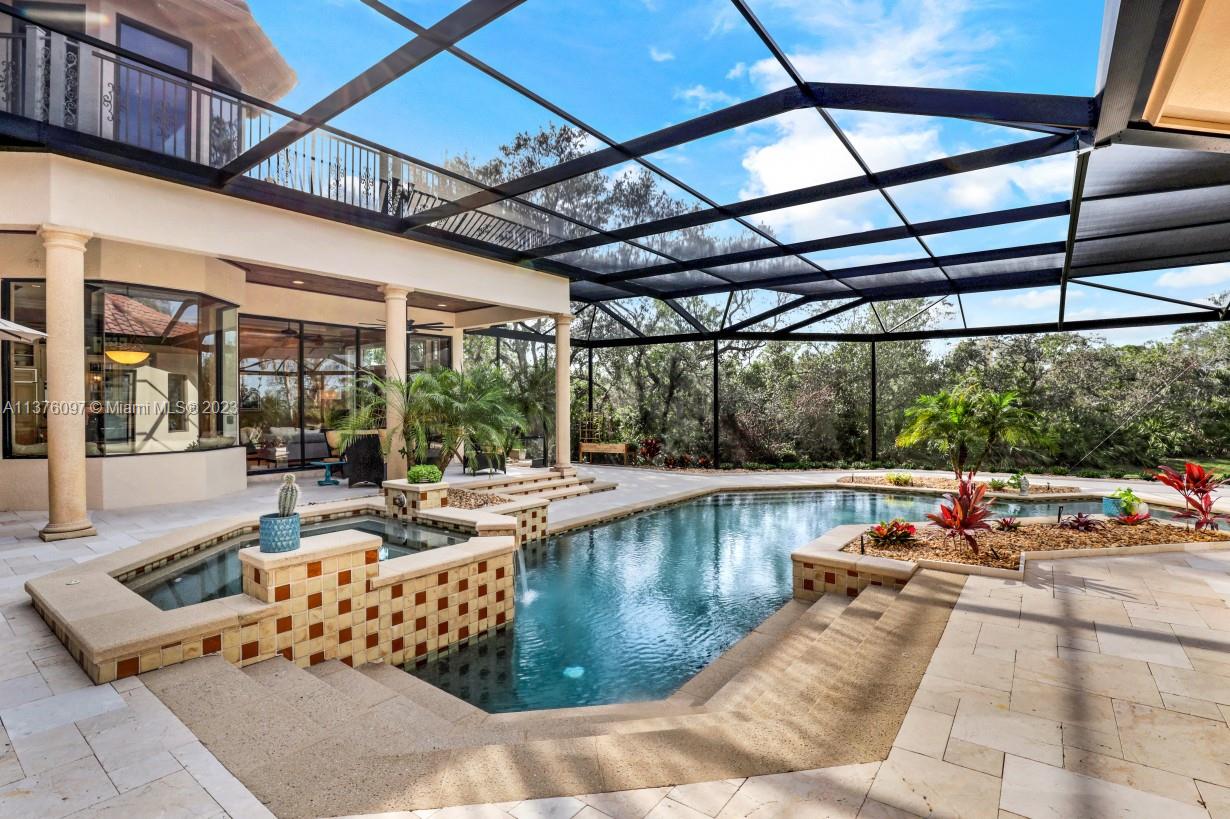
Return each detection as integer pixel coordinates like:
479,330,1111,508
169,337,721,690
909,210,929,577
278,474,299,517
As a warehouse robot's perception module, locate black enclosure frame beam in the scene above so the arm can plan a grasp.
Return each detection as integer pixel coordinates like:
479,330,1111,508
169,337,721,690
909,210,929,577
218,0,526,181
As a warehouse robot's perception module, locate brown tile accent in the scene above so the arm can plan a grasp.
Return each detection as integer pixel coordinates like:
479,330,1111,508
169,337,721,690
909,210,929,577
459,625,469,640
847,569,858,577
339,598,352,615
241,641,259,661
415,616,426,630
436,598,448,612
436,572,448,585
391,611,403,626
281,647,294,661
310,651,325,665
478,560,487,572
339,627,352,643
365,550,378,564
392,637,404,653
308,592,323,610
496,566,506,579
366,632,379,649
458,578,468,592
253,568,261,585
203,634,222,655
274,585,290,602
437,622,448,636
341,655,354,667
276,616,292,634
803,578,815,591
117,657,139,679
846,587,858,597
391,583,403,598
458,602,469,616
479,607,488,619
414,590,427,605
478,584,487,596
366,606,379,621
496,589,506,602
415,642,427,657
307,561,322,578
496,612,506,625
824,571,836,585
309,622,324,640
339,569,351,585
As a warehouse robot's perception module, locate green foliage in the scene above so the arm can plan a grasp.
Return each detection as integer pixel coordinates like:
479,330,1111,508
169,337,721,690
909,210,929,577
884,471,913,486
988,478,1008,490
1110,487,1143,513
407,464,443,484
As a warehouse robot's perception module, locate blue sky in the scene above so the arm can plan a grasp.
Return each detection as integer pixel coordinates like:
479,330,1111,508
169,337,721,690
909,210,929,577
246,0,1230,344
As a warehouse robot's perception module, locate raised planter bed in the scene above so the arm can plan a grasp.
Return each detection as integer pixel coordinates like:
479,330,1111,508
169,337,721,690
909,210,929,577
837,474,1081,495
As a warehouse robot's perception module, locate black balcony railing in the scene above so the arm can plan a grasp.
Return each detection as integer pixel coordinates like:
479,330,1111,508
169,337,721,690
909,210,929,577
0,23,569,253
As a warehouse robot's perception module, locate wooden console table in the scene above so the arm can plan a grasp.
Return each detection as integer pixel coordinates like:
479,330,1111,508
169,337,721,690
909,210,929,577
579,441,630,464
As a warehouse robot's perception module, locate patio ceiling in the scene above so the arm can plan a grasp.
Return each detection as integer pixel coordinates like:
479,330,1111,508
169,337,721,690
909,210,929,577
2,0,1228,345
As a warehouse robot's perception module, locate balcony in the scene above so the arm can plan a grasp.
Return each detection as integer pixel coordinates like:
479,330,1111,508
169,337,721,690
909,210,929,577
0,24,567,253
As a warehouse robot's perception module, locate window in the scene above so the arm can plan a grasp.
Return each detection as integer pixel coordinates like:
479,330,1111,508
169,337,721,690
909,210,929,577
408,334,451,373
115,17,192,158
3,281,238,458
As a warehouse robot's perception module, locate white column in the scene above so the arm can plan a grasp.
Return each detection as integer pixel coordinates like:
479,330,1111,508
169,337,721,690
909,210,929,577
554,314,572,471
447,327,464,372
381,285,410,481
38,226,96,542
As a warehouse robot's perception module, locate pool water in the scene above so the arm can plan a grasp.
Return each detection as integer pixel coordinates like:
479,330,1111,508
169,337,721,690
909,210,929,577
407,490,1103,713
128,516,462,611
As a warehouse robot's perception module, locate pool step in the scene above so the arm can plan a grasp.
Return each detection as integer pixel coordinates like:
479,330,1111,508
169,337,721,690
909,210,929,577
497,475,595,496
458,470,618,502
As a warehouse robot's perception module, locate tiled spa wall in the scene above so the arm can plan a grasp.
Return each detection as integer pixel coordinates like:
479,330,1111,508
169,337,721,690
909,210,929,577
792,555,910,602
384,481,549,548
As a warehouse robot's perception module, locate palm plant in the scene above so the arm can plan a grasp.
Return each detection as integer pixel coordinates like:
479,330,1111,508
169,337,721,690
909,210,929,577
896,387,1048,479
335,366,524,472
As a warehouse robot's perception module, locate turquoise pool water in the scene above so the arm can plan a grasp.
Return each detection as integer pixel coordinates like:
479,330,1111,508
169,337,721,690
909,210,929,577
406,489,1103,712
128,516,462,611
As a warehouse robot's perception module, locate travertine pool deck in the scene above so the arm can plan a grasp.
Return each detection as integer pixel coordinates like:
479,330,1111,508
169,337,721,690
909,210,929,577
0,467,1225,817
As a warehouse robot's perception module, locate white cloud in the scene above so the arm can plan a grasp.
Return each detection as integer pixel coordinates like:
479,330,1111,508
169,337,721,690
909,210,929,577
989,288,1079,311
649,46,675,63
726,61,747,80
675,84,737,112
1156,263,1230,291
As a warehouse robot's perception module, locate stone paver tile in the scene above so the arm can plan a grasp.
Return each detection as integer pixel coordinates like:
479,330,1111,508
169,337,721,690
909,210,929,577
170,740,274,819
976,623,1058,653
0,684,124,740
911,674,1010,717
1198,780,1230,819
1061,724,1123,758
1064,747,1204,805
510,796,586,819
973,645,1017,662
574,809,610,819
0,673,51,710
1114,699,1230,786
715,763,878,819
1009,676,1118,735
643,798,711,819
79,698,197,773
950,699,1063,766
579,788,670,819
433,805,518,819
891,707,952,760
1151,663,1230,706
31,656,91,696
1013,649,1164,707
105,749,183,794
1160,691,1226,721
8,724,91,777
924,648,1015,692
855,799,920,818
867,748,1001,819
1195,604,1230,632
66,769,224,818
1000,754,1208,819
1095,621,1192,669
0,655,36,685
667,781,739,817
0,754,117,819
942,736,1003,777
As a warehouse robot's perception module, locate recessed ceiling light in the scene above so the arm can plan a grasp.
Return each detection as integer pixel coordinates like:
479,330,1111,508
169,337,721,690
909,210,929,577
292,279,305,285
437,303,448,308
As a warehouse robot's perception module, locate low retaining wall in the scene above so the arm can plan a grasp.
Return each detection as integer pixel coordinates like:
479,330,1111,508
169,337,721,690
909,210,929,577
384,479,549,547
25,498,516,684
792,525,914,602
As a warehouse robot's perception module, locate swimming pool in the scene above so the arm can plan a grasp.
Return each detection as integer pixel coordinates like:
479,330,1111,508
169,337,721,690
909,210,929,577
127,515,463,611
407,489,1103,712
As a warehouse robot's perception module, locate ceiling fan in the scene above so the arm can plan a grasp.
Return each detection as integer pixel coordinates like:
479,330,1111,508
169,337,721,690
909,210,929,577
359,319,451,333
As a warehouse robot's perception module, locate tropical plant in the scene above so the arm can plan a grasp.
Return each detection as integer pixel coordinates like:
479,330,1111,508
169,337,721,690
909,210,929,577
1114,512,1152,526
638,436,663,461
407,464,443,484
896,387,1048,479
338,366,524,471
995,516,1021,532
1110,487,1143,514
867,518,916,546
1156,462,1230,531
988,478,1008,490
1059,513,1104,532
884,471,913,486
1007,470,1026,490
928,474,995,555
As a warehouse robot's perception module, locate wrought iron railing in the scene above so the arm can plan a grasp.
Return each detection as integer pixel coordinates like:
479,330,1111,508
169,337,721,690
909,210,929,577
1,23,570,252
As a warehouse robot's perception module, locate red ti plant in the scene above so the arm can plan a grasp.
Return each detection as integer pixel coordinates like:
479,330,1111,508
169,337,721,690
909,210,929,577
1156,462,1230,531
1114,512,1151,526
867,518,916,546
928,473,994,555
